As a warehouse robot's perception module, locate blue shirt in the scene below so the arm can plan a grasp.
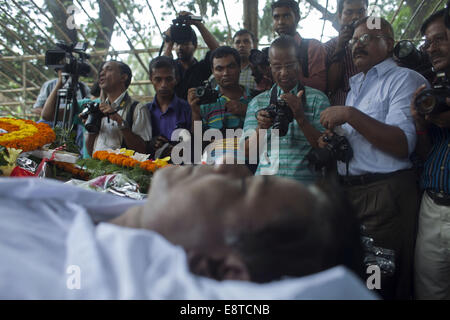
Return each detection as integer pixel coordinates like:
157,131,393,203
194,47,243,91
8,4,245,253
338,58,430,176
146,95,192,140
421,126,450,194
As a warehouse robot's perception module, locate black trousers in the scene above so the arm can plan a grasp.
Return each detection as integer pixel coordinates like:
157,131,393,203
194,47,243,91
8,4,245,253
343,170,420,300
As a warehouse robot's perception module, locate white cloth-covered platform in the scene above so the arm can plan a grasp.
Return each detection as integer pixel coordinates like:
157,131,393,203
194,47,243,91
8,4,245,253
0,178,377,300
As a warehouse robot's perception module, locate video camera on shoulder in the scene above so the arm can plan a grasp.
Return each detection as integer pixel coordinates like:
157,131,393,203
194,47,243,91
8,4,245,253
170,14,202,44
415,72,450,115
260,99,294,137
79,101,104,134
195,80,219,105
45,42,91,77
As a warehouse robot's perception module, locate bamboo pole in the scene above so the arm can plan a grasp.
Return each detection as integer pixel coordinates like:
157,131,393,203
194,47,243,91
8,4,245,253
99,0,150,76
400,0,427,39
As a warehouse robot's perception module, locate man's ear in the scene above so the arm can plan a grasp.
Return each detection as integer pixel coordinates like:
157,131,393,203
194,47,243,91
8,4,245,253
187,251,251,281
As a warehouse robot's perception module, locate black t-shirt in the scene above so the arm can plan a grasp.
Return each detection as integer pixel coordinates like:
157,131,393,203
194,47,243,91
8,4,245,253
175,51,212,100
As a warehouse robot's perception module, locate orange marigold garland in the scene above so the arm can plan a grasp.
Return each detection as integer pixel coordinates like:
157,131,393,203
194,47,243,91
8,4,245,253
53,161,90,180
93,149,169,173
0,118,55,152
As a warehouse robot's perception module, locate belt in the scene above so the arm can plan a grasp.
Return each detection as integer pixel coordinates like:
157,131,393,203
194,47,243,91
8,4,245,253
339,169,411,187
426,189,450,206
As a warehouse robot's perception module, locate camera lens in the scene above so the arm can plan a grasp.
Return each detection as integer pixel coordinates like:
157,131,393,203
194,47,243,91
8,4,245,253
396,41,414,59
196,87,205,97
415,92,437,114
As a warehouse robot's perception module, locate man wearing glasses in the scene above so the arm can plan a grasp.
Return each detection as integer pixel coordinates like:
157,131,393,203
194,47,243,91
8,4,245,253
242,35,330,183
319,17,429,299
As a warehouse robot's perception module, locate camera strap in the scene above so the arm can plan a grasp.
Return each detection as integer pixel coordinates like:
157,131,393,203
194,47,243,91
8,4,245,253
269,84,307,106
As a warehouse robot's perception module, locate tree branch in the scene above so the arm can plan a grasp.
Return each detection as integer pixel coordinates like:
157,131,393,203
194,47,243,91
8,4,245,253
304,0,340,31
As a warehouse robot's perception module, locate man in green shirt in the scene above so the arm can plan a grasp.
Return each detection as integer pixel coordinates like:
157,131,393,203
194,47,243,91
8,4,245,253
242,35,330,183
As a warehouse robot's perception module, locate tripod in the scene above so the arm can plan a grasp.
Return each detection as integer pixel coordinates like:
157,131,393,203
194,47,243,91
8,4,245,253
52,72,80,131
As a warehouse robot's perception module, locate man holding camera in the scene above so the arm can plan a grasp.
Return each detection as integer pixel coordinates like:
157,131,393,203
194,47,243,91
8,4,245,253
412,8,450,300
145,56,192,159
271,0,327,93
84,61,152,156
163,11,220,101
243,36,330,183
319,17,429,299
325,0,368,105
188,46,252,132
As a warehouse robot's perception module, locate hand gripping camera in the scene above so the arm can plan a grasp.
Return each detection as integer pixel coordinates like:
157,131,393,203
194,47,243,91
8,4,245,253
306,133,353,172
195,80,220,105
79,101,104,134
169,15,202,44
415,72,450,115
260,99,294,137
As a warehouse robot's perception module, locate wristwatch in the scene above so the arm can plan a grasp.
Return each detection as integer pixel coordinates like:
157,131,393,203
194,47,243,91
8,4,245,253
118,120,130,130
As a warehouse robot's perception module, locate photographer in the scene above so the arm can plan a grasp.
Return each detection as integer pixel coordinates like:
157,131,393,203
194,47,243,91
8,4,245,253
243,35,330,183
85,61,152,156
41,69,92,157
145,56,192,159
188,46,252,132
325,0,367,105
271,0,327,93
319,17,429,299
163,11,220,100
412,8,450,300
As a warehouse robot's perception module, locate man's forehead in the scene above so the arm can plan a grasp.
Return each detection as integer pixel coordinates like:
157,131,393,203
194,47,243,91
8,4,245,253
103,61,118,69
151,67,176,77
234,34,252,42
213,55,237,67
273,6,294,16
342,0,367,11
425,18,446,37
269,46,296,59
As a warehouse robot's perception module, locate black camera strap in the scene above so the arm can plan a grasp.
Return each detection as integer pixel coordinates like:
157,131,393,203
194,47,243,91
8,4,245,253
298,39,310,78
269,84,307,106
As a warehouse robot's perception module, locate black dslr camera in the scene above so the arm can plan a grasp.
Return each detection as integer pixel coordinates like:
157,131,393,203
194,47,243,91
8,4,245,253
261,99,294,137
415,72,450,115
393,40,434,82
306,133,353,172
79,101,104,134
195,80,219,105
45,42,90,77
170,15,202,43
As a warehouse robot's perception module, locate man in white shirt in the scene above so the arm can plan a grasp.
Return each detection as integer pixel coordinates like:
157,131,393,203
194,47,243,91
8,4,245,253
319,17,429,299
85,61,152,155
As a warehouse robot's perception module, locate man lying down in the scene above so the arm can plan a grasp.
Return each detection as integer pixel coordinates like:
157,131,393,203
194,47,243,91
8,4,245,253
0,165,376,299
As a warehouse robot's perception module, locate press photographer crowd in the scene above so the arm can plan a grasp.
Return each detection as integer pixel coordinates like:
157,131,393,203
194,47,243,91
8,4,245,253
3,0,450,300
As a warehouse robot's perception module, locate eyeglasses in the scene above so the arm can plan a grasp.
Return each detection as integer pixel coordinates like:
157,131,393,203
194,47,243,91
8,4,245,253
270,61,299,72
349,33,392,48
422,33,449,50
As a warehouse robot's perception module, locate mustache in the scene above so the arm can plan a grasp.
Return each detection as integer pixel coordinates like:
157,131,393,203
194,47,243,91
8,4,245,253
430,53,444,60
353,49,368,57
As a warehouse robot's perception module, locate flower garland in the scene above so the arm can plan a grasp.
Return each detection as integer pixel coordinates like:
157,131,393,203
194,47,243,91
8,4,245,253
0,118,55,152
93,149,170,173
52,161,90,180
